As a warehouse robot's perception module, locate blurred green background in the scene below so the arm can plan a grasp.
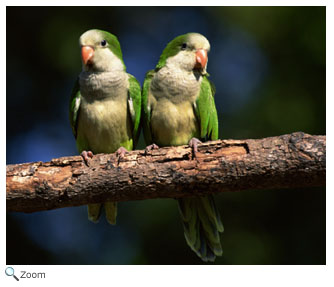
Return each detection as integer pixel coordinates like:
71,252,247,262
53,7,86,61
6,6,325,264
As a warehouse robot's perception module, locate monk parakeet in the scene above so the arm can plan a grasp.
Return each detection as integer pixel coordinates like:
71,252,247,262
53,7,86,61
142,33,223,262
69,29,141,224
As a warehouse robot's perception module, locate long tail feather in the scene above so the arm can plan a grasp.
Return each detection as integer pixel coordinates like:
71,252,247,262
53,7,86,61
177,195,223,262
87,203,103,223
104,201,118,225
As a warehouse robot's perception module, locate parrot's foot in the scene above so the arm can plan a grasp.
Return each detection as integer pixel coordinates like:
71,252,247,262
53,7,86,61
81,150,94,165
145,143,159,154
116,146,128,158
188,137,202,158
116,147,128,165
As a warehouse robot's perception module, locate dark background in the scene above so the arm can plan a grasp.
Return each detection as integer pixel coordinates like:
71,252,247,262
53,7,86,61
6,6,325,264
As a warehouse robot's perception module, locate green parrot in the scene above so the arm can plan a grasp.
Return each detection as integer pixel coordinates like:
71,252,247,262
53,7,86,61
142,33,223,262
69,29,141,224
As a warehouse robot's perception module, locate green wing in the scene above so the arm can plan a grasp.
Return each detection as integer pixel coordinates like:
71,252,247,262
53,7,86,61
69,78,81,139
128,74,141,149
194,76,219,141
179,77,221,262
141,70,155,145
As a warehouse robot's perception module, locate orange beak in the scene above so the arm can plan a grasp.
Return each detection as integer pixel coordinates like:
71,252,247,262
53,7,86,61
81,46,94,65
195,49,208,69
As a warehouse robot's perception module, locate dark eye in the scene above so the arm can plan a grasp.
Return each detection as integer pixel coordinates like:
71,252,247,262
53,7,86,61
100,40,107,47
181,43,187,50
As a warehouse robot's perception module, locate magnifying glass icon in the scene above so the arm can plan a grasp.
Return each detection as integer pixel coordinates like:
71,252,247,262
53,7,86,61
5,267,19,281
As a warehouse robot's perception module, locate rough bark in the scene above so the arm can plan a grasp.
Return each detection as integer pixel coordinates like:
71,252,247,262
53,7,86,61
6,132,325,213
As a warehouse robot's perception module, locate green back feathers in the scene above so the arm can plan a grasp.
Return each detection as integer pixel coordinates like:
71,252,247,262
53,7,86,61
128,74,142,148
69,78,81,139
195,76,219,141
156,34,190,69
141,70,155,145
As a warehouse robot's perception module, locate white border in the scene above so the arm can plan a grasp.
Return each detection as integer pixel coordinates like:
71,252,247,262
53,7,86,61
2,1,332,287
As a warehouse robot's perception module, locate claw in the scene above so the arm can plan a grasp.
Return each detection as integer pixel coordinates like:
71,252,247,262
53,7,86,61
116,147,128,165
116,146,128,158
188,137,202,158
145,143,159,154
81,150,94,165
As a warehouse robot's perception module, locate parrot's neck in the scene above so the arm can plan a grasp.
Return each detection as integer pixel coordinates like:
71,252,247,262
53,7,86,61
151,66,202,104
79,70,129,102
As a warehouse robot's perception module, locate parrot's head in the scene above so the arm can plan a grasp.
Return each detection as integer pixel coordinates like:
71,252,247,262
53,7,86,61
156,33,210,75
79,29,125,72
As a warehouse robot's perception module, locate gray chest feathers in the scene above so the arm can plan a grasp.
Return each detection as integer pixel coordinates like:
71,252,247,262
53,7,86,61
150,67,202,104
76,71,132,153
149,67,203,146
79,71,129,101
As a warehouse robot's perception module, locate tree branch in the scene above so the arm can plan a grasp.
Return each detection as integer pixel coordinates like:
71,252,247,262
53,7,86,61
6,132,325,213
